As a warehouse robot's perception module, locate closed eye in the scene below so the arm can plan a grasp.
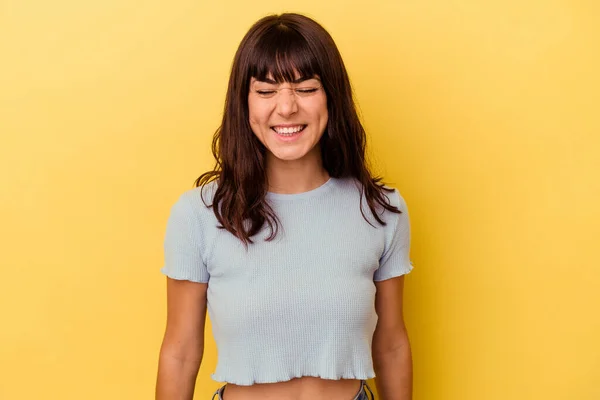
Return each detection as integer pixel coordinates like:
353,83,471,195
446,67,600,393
295,88,319,94
256,90,277,95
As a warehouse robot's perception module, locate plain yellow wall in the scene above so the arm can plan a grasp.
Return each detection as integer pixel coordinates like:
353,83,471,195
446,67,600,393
1,1,599,399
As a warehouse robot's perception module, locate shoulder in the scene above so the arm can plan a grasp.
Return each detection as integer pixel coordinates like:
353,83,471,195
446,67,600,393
177,180,218,206
381,185,408,213
334,177,408,217
168,181,218,223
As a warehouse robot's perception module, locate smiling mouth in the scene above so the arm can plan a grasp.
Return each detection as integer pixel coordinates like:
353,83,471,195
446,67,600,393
271,125,307,136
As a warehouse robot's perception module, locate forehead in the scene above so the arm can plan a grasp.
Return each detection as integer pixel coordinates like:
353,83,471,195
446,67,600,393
267,68,300,80
250,72,320,85
251,51,319,82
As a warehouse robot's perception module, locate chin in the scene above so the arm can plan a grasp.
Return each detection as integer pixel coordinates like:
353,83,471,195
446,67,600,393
272,151,308,162
266,142,320,163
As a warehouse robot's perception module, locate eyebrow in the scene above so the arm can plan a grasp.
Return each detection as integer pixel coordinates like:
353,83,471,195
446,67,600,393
256,76,319,84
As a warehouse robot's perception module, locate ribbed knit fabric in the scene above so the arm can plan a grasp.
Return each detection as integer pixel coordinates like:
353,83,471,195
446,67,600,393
161,176,413,385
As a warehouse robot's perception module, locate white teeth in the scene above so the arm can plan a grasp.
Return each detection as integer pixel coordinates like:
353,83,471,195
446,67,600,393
273,125,305,135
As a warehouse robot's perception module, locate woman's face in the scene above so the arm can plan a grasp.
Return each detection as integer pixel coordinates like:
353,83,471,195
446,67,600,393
248,73,328,163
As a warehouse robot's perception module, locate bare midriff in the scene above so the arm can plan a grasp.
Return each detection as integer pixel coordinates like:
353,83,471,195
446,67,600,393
221,376,363,400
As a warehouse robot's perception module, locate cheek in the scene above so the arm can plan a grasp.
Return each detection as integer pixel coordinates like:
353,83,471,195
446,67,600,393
315,96,328,123
313,101,328,127
322,107,329,124
247,97,258,124
248,102,270,129
302,98,327,117
247,101,273,148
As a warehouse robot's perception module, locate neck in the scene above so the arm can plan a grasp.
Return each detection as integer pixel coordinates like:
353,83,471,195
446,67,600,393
265,151,330,194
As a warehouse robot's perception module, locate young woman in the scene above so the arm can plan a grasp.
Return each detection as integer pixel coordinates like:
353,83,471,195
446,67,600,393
156,13,414,400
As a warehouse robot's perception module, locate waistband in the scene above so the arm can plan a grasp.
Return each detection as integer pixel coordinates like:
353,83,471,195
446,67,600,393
211,379,375,400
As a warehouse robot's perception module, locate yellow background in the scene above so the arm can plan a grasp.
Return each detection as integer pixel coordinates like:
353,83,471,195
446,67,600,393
1,1,599,399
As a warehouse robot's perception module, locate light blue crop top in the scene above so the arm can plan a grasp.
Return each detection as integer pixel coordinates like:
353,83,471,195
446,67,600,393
161,176,413,385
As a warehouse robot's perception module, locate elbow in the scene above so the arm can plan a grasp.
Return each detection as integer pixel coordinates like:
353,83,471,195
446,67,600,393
159,337,204,366
372,327,411,358
157,343,204,382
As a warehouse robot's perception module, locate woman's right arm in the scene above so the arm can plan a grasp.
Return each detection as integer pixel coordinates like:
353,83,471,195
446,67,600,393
156,277,208,400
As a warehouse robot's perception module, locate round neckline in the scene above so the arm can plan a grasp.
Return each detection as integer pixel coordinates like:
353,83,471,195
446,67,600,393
266,177,336,201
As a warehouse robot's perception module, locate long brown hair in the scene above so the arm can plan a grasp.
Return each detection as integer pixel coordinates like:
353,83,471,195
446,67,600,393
195,13,400,245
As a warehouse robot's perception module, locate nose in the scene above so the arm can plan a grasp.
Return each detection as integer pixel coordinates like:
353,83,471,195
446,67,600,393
275,88,298,117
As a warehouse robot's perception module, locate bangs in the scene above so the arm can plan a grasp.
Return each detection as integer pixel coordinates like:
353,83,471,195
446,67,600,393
249,25,321,83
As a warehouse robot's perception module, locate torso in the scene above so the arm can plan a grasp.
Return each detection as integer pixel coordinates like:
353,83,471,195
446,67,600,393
221,376,362,400
172,178,403,394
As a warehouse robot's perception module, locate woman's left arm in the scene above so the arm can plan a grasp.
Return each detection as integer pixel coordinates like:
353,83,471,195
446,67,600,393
372,275,413,400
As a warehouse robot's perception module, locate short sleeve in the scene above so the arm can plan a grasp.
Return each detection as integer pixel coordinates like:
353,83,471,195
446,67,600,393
374,190,414,281
160,192,210,283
